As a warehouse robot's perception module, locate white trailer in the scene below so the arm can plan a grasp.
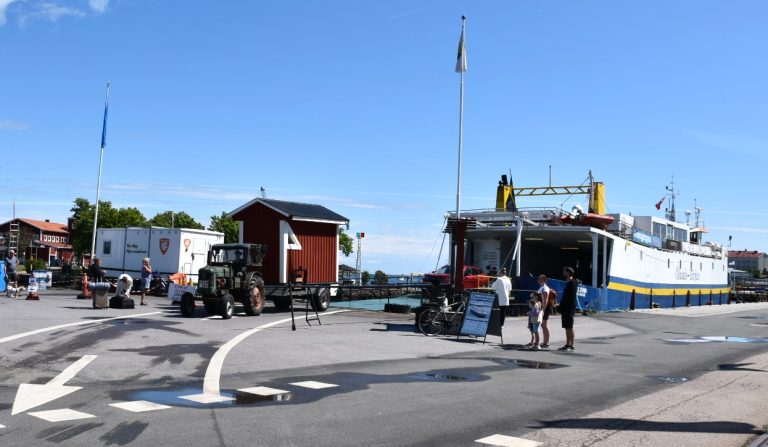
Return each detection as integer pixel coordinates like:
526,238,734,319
95,227,224,280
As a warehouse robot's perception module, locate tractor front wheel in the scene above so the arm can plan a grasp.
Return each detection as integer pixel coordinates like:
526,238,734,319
220,294,235,320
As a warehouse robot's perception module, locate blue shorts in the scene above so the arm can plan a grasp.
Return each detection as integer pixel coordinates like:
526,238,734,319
529,322,540,333
142,277,151,289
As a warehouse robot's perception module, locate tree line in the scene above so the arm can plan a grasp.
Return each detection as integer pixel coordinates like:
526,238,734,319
69,198,354,258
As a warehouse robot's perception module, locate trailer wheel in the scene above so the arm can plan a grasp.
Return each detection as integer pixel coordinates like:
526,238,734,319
180,292,196,317
312,287,331,312
203,299,218,315
220,294,235,320
243,278,265,316
273,297,292,312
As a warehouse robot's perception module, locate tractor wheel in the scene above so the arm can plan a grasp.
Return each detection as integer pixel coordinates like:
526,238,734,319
243,278,265,316
312,287,331,312
220,294,235,320
180,292,196,317
203,299,218,316
273,297,292,312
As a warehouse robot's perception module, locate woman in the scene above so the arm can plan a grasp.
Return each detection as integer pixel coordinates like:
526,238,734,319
140,257,151,305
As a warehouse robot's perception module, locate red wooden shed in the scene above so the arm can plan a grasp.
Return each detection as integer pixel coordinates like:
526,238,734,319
229,198,349,286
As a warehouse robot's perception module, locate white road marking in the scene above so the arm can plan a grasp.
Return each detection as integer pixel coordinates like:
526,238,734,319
27,409,96,423
180,310,349,403
109,400,171,412
12,355,97,415
238,386,290,396
475,434,542,447
0,312,162,345
180,393,234,404
0,423,5,429
291,381,338,390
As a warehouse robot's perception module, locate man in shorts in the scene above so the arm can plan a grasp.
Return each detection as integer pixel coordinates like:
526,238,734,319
5,250,19,288
558,267,577,351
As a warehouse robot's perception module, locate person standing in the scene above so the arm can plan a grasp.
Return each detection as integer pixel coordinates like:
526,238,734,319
140,257,151,306
527,294,543,350
491,267,512,327
558,266,577,351
5,250,19,288
537,275,552,349
87,257,106,282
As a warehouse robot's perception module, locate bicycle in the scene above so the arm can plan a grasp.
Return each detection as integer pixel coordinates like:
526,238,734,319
417,295,467,336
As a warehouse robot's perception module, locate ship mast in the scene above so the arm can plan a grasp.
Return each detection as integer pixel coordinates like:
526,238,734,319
665,176,677,222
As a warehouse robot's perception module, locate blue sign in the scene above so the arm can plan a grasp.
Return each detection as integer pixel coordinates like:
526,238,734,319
632,228,663,249
0,262,5,293
460,292,495,337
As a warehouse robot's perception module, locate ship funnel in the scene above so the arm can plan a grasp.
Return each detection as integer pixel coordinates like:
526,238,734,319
496,175,517,212
589,181,606,215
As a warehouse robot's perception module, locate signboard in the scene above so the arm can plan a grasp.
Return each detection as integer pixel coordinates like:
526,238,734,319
168,282,197,304
33,270,52,291
27,276,38,294
632,228,663,249
459,292,496,338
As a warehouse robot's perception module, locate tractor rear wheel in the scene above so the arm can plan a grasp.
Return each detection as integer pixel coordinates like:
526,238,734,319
243,278,265,316
180,292,196,317
220,294,235,320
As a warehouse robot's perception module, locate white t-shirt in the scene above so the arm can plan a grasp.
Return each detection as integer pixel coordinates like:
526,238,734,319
492,275,512,306
538,284,551,307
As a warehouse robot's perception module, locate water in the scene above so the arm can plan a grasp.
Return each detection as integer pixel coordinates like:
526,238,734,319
332,295,423,311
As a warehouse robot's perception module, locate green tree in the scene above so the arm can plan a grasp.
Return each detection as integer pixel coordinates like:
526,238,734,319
209,211,239,243
338,228,354,257
373,270,388,285
361,270,371,285
148,211,204,229
70,198,147,256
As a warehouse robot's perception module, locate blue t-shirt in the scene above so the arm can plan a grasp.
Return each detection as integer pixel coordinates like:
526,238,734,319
5,256,18,273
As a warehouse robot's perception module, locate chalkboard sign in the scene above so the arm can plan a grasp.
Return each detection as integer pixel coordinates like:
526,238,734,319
460,292,496,338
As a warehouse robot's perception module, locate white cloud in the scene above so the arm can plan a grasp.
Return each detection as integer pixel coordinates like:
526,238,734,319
88,0,108,14
709,226,768,235
38,2,84,21
689,131,768,160
0,0,17,26
0,119,28,130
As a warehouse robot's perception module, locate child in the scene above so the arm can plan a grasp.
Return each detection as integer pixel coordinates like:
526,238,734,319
527,293,543,350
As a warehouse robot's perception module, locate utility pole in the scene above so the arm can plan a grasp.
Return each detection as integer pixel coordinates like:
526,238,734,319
355,232,364,285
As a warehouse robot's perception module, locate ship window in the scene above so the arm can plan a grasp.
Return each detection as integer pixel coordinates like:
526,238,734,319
668,259,670,268
679,260,682,269
699,262,702,270
690,261,693,270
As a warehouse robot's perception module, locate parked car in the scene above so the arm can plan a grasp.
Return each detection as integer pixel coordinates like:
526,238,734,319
422,265,491,289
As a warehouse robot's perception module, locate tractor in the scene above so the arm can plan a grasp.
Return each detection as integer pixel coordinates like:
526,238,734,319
180,243,267,319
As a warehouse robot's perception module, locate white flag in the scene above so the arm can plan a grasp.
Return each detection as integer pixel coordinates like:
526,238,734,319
455,19,467,73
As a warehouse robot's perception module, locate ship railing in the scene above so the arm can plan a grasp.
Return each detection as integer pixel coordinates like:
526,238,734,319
447,207,567,227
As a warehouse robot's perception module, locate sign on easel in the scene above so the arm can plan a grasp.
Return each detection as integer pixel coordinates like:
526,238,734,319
459,292,496,338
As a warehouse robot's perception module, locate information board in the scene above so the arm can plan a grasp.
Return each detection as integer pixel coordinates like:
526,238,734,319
459,292,496,338
33,270,52,291
168,282,197,304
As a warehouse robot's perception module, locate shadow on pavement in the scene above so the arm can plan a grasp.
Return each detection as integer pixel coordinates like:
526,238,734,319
532,418,762,434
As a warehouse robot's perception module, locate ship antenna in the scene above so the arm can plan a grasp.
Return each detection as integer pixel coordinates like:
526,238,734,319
665,176,677,222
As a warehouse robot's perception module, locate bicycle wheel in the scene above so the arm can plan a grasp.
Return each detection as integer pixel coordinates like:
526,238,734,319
418,307,444,336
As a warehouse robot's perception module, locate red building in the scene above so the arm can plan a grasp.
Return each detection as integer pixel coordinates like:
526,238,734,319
0,218,73,266
229,199,348,285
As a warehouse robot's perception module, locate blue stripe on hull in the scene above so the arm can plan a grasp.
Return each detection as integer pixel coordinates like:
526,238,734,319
605,289,729,310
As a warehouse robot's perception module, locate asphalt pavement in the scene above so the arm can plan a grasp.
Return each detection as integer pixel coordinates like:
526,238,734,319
1,290,767,446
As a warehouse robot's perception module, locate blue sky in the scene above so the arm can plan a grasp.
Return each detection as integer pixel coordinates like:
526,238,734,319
1,0,767,273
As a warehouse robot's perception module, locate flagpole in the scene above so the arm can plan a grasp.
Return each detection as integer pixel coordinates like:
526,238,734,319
455,15,466,219
90,81,110,259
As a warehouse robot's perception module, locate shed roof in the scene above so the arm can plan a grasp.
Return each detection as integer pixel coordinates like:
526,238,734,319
230,198,349,225
0,218,69,234
339,264,359,273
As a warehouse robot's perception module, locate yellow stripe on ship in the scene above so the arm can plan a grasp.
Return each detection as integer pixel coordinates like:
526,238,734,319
607,282,730,296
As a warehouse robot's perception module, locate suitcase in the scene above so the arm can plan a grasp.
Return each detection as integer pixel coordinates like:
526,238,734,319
89,282,111,309
110,295,135,309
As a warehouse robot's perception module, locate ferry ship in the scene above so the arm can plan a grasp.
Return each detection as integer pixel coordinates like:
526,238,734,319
446,173,730,311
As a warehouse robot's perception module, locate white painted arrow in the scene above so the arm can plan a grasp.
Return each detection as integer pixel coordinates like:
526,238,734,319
12,355,97,415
